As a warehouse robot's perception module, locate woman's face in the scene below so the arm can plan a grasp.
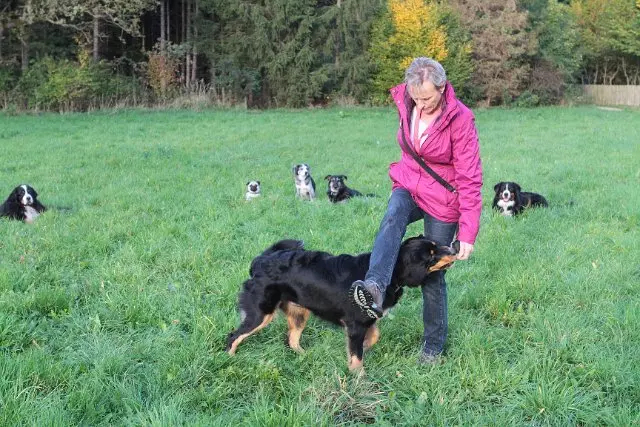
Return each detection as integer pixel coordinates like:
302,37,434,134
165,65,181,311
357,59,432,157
408,80,444,115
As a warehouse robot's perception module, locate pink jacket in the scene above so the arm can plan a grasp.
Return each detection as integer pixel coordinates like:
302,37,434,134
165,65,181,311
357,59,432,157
389,82,483,244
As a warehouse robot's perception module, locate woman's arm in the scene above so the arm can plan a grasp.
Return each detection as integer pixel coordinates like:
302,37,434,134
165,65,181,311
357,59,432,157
450,107,483,247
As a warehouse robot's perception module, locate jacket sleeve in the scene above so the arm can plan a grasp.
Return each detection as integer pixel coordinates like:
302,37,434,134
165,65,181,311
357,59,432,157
451,109,483,244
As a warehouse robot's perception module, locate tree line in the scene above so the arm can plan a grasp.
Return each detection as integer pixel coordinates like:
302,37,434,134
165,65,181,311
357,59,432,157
1,0,639,111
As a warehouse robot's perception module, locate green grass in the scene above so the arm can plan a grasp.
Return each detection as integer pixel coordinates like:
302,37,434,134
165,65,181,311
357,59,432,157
0,106,639,425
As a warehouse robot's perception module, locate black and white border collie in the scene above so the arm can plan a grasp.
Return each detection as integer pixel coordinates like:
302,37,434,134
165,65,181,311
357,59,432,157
293,163,316,201
0,184,47,223
245,180,261,201
325,175,363,203
492,181,548,216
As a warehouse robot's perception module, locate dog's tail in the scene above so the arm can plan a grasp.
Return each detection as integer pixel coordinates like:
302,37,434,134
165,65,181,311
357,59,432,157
260,239,304,256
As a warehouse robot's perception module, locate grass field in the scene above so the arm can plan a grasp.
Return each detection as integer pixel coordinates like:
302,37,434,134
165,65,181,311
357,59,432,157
1,106,639,425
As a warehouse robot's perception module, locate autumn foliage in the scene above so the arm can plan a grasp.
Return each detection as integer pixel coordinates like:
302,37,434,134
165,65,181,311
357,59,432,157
369,0,472,103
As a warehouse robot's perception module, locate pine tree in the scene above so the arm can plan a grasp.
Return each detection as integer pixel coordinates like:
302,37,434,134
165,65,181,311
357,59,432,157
315,0,385,103
200,0,322,107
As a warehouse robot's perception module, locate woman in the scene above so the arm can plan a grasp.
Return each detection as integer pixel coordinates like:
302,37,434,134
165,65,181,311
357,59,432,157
350,57,483,364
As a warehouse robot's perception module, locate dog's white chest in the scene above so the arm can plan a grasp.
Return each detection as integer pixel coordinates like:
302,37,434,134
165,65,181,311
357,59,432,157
296,182,315,199
296,183,310,193
24,206,40,223
497,199,514,216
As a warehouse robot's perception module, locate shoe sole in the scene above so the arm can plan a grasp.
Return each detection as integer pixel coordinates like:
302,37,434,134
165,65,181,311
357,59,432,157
350,283,382,319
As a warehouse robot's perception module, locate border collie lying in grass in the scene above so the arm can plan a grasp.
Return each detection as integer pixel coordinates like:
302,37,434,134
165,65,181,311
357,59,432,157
0,184,47,223
492,181,548,216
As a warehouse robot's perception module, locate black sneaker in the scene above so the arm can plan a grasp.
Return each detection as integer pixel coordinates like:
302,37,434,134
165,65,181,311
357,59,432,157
350,280,384,319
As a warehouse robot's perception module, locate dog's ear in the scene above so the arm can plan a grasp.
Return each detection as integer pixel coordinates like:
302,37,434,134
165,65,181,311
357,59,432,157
513,183,521,192
256,181,260,185
493,182,502,192
25,185,37,197
341,175,348,180
246,181,250,186
292,165,298,174
304,163,311,172
325,175,331,181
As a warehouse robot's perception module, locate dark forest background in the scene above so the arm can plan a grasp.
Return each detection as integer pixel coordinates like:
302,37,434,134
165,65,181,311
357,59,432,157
1,0,639,111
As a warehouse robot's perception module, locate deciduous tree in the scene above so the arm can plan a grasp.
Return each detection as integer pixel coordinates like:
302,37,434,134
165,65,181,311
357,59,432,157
450,0,530,105
28,0,156,61
518,0,582,104
369,0,472,103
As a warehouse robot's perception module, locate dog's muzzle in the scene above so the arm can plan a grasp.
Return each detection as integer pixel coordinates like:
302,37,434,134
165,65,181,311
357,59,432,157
427,255,458,273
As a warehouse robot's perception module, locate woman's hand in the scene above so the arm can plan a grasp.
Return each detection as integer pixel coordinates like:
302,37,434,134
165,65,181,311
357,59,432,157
456,241,474,260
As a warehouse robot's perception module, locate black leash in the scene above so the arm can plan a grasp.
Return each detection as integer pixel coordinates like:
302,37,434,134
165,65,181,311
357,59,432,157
399,120,457,193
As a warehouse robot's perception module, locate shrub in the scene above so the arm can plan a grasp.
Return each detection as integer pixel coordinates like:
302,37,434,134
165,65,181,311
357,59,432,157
514,90,540,108
14,55,145,112
147,51,178,100
0,63,20,109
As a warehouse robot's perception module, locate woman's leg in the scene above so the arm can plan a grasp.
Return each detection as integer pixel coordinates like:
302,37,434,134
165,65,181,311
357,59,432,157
351,188,422,318
421,212,458,359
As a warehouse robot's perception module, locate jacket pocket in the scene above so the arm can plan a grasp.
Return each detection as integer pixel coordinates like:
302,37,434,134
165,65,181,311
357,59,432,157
420,175,456,209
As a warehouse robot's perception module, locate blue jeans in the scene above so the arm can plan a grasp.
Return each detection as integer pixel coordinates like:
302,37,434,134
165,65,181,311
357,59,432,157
365,188,458,356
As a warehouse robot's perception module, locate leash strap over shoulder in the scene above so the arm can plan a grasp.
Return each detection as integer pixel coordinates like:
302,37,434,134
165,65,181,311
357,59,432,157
400,121,457,194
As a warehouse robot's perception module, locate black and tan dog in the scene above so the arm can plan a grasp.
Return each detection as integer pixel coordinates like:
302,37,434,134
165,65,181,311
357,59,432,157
325,175,363,203
492,181,548,216
226,236,458,371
